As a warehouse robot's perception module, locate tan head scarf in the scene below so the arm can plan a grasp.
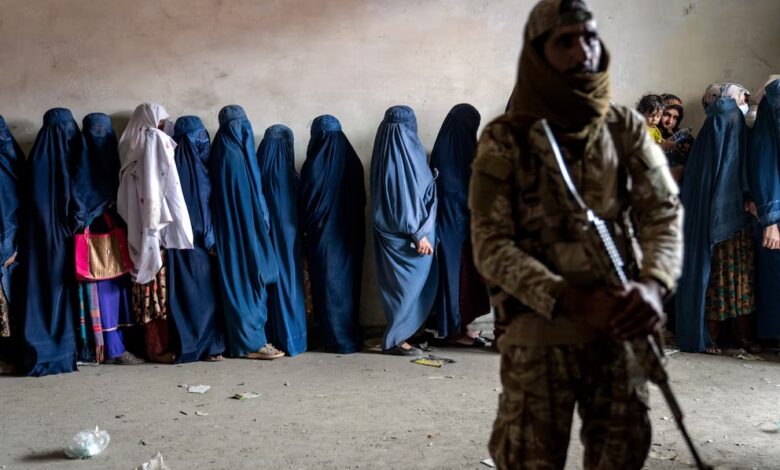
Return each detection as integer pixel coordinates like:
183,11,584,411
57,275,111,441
507,0,611,142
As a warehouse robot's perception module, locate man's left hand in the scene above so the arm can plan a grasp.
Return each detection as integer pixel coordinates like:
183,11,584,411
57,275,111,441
608,279,666,340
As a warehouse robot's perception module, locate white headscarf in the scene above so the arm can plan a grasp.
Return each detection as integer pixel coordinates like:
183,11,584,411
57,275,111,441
117,102,193,284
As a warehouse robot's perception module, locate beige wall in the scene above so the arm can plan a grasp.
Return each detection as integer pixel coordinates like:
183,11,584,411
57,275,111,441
1,0,778,326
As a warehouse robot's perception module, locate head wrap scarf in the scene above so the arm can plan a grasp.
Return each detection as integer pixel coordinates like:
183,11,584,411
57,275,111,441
117,103,193,284
507,0,611,143
299,115,365,353
660,94,685,133
257,124,307,356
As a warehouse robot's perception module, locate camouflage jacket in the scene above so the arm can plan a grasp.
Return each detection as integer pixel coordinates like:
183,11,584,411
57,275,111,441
469,105,683,345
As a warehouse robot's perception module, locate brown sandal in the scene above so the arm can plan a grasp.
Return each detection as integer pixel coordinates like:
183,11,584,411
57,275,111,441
246,344,285,360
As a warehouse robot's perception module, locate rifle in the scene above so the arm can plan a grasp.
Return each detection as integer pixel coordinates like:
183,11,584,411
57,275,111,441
540,119,713,470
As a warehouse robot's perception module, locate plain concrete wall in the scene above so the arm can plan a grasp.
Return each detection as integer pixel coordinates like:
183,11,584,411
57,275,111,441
1,0,778,327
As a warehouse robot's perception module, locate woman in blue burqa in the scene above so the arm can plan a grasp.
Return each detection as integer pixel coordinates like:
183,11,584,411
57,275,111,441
747,78,780,353
75,112,142,365
300,115,365,354
427,104,490,347
166,115,225,362
209,105,283,360
0,115,23,374
14,108,103,376
676,91,755,354
257,124,307,357
371,105,438,356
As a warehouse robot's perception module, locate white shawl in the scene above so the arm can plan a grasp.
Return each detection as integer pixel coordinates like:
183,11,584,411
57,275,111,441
117,102,193,284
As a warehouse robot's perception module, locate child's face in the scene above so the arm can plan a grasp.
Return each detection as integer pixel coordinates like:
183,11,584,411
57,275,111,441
644,109,662,127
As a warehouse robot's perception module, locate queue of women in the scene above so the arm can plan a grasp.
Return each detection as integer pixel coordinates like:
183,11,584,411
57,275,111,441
1,76,779,377
0,102,490,377
656,78,780,356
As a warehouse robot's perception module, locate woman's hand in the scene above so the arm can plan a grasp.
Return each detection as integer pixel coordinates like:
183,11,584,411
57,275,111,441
416,237,433,256
763,224,780,250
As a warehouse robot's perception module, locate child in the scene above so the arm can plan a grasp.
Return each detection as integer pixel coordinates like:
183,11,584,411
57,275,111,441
636,93,665,144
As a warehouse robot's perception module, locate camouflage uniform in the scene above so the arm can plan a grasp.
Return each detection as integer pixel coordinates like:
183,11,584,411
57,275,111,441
470,106,683,469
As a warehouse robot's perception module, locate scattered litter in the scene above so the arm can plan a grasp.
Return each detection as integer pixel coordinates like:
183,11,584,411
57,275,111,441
284,382,290,386
741,364,754,369
427,433,439,439
411,355,456,368
315,394,327,398
115,414,125,419
76,361,99,366
427,442,433,447
733,353,763,361
135,452,170,470
664,349,679,356
139,440,147,446
706,439,714,443
187,385,210,394
661,416,669,421
194,411,209,417
179,410,188,416
64,426,110,459
231,392,260,400
481,457,496,468
649,449,678,460
427,375,454,380
494,388,501,392
758,421,780,434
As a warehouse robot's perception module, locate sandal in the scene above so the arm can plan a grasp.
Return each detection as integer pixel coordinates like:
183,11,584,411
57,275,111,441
382,345,422,356
447,336,489,348
203,354,224,362
105,351,145,365
704,346,722,355
246,344,285,360
151,352,177,364
738,338,762,355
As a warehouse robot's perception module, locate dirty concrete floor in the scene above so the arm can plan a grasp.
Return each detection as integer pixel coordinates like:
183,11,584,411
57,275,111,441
0,347,778,469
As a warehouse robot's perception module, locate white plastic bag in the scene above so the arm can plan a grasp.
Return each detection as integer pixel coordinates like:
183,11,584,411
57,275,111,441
64,426,110,459
135,452,170,470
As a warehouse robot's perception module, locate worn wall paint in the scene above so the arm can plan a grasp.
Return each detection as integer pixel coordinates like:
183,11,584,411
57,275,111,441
1,0,778,327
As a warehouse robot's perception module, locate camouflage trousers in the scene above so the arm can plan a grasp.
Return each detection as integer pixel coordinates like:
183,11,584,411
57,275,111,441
489,341,650,470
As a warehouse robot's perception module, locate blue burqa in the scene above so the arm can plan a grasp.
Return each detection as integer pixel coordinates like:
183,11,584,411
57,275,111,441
79,113,132,362
675,98,751,352
747,79,780,340
167,116,226,362
427,104,489,338
209,105,279,357
81,113,120,207
0,116,23,327
257,125,307,356
371,106,438,350
15,108,101,376
300,115,364,353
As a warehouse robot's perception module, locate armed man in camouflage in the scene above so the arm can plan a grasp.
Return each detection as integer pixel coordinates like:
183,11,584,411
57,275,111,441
469,0,683,468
